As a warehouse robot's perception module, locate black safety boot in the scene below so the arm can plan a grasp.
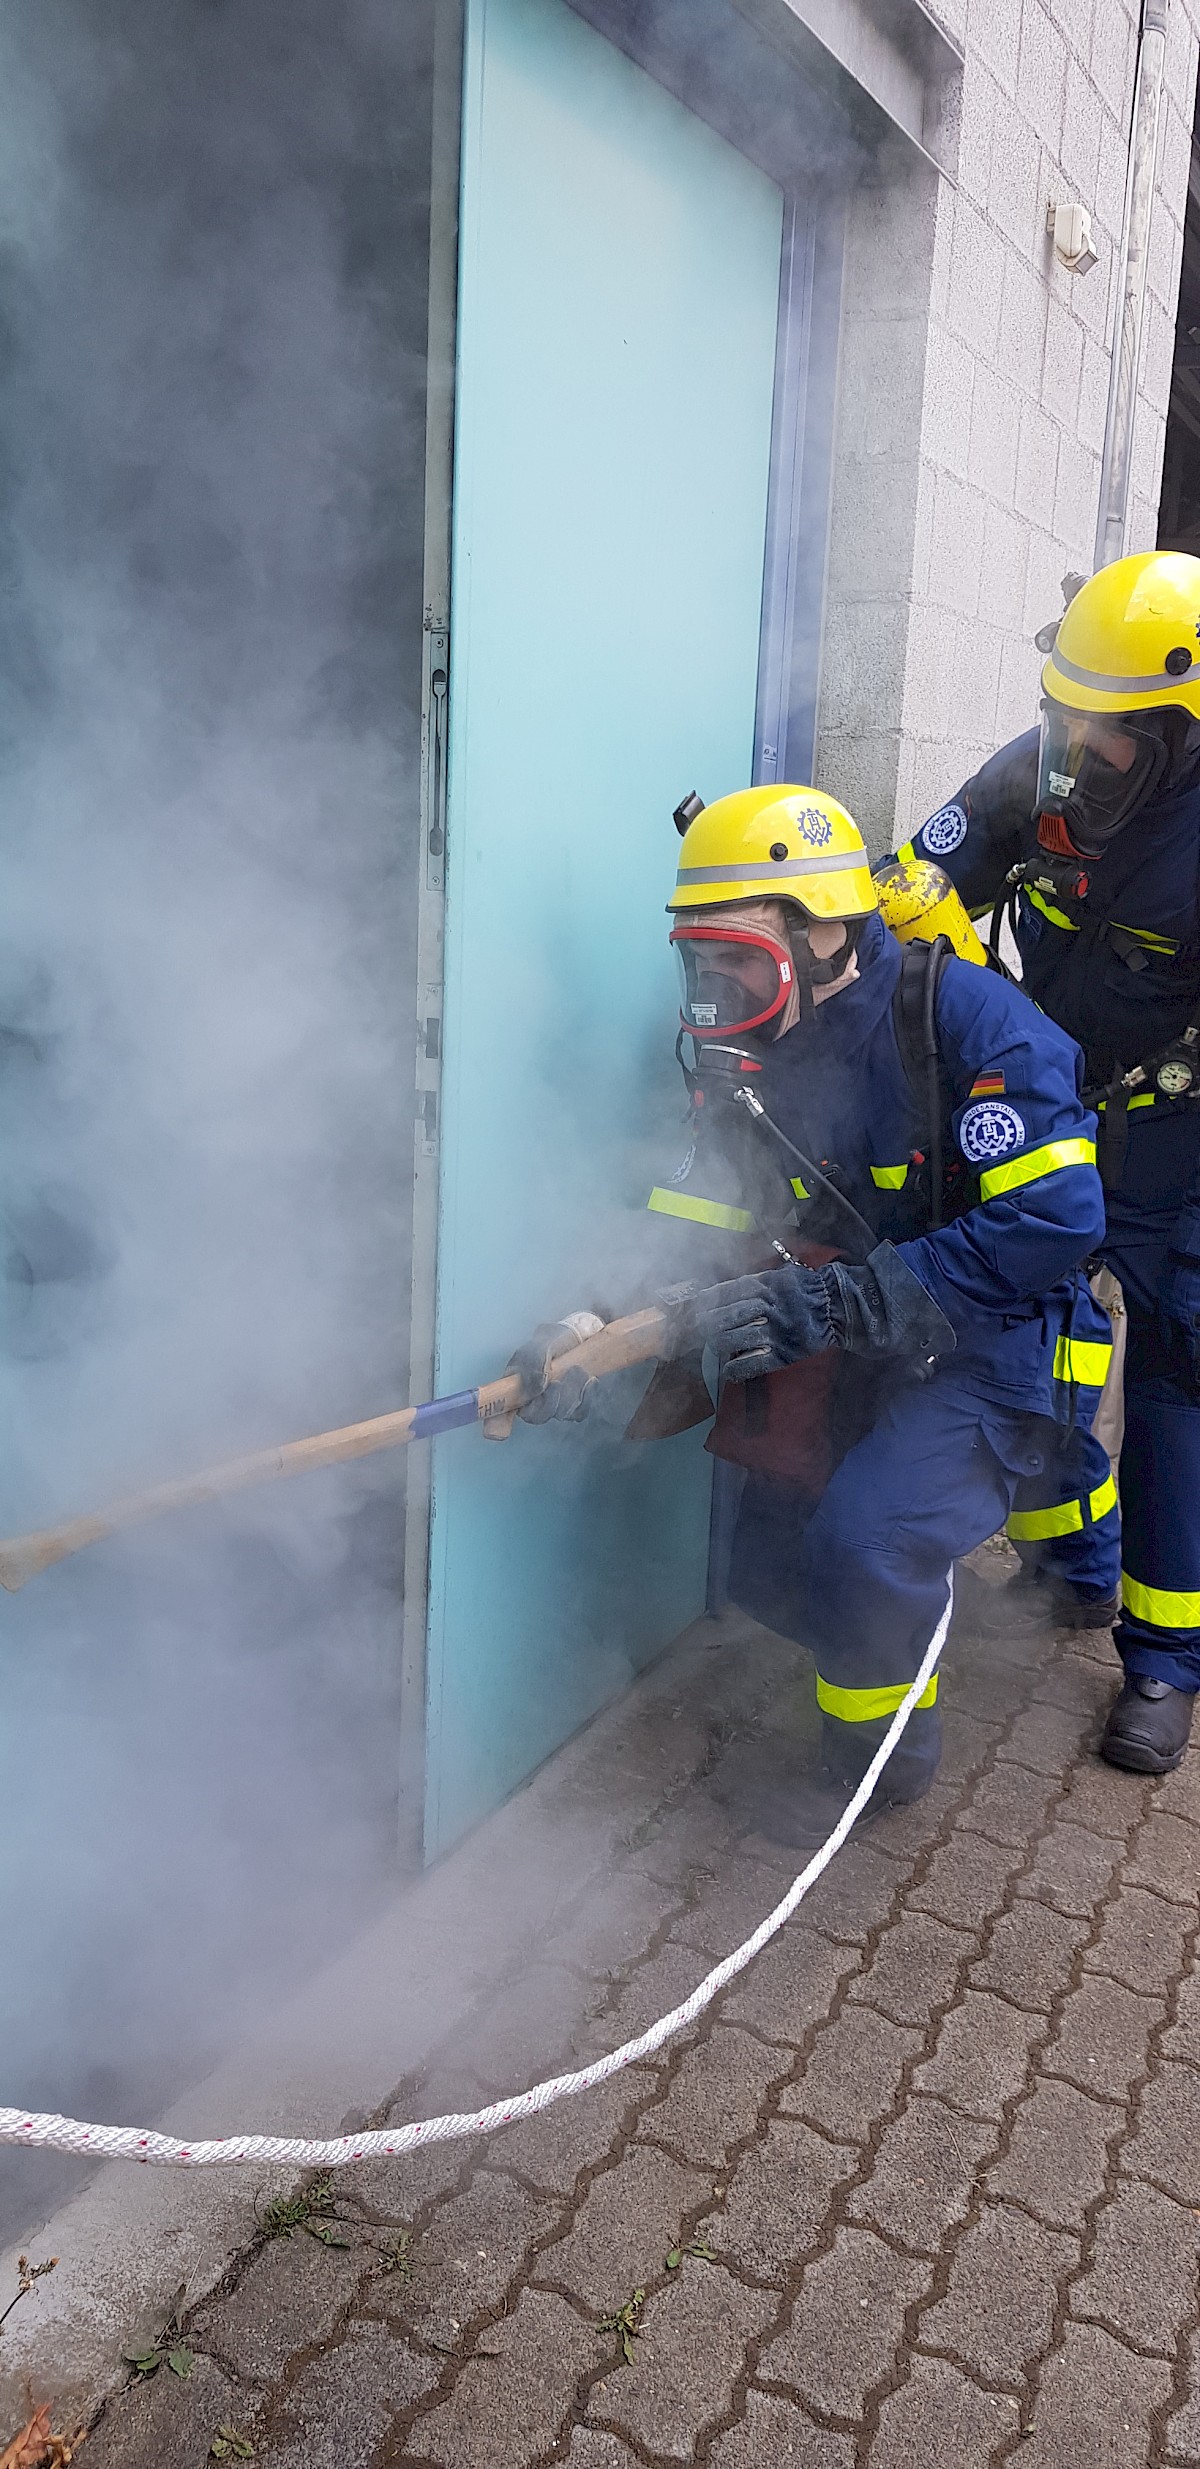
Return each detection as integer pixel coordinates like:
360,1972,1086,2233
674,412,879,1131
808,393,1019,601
713,1719,938,1852
965,1570,1117,1638
1100,1675,1196,1775
1047,1583,1120,1632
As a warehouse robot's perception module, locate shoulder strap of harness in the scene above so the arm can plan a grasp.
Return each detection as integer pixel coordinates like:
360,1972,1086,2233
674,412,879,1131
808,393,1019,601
892,937,953,1231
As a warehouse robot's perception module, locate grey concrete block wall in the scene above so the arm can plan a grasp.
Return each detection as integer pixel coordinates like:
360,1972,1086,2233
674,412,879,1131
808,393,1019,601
814,0,1200,851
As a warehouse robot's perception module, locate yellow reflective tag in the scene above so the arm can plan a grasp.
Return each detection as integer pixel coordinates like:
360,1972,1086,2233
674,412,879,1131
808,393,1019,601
646,1188,755,1233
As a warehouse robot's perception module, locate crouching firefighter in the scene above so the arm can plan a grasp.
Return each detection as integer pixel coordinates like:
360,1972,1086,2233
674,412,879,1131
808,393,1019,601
511,785,1109,1847
904,550,1200,1774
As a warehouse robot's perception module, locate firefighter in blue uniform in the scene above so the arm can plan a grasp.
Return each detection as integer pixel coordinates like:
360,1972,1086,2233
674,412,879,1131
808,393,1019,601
515,783,1108,1845
902,550,1200,1777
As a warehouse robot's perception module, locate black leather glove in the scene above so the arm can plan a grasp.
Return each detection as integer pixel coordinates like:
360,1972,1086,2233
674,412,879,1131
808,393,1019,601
507,1311,606,1422
666,1245,955,1385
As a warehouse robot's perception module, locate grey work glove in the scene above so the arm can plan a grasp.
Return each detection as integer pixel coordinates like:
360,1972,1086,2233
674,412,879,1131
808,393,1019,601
507,1311,606,1423
666,1245,955,1385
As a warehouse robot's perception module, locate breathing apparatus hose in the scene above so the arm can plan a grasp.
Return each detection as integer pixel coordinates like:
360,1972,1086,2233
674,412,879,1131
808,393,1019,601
732,1085,877,1264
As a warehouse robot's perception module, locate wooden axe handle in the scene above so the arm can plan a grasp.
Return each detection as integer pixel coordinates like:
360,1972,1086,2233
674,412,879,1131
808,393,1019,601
0,1306,670,1593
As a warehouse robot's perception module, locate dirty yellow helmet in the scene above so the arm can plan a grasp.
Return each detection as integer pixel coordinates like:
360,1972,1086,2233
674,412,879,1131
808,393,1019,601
668,786,877,1041
1037,553,1200,860
667,785,877,922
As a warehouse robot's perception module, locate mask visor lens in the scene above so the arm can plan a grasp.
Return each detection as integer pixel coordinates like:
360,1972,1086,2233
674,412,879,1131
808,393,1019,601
671,926,792,1040
1037,703,1161,851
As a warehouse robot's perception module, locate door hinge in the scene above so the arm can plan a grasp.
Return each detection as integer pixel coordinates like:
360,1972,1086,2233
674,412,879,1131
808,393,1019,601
423,624,449,892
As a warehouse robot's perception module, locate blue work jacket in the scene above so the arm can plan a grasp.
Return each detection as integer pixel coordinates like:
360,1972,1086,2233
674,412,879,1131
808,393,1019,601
903,733,1200,1308
648,913,1109,1422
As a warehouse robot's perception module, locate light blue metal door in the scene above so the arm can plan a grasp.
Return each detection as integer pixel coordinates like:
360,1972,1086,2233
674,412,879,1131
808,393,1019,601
425,0,783,1856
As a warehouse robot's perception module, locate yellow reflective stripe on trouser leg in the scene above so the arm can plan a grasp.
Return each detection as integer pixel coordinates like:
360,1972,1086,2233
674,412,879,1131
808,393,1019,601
646,1187,756,1233
1052,1334,1113,1386
1120,1574,1200,1629
815,1672,940,1722
1006,1469,1118,1542
979,1138,1097,1201
1007,1498,1083,1541
1089,1472,1118,1522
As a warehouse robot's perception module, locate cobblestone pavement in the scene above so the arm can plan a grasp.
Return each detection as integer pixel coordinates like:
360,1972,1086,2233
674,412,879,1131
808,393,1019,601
73,1551,1200,2467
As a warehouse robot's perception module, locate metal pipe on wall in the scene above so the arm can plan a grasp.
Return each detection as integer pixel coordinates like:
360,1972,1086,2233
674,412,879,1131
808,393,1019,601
1094,0,1170,570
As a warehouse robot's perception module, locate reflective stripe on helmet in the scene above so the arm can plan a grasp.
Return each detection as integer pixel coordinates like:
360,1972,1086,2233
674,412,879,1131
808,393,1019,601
978,1136,1096,1201
646,1187,755,1233
1121,1572,1200,1629
675,852,862,886
815,1671,940,1722
1048,646,1197,697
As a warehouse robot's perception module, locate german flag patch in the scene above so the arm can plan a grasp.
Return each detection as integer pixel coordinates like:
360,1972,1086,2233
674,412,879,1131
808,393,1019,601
970,1069,1006,1097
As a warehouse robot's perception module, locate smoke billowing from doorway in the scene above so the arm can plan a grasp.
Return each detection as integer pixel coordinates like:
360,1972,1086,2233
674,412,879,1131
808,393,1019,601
0,0,432,2240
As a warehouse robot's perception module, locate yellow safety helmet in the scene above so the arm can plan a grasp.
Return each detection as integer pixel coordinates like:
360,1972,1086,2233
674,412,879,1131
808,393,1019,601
667,785,877,922
1037,552,1200,860
1042,551,1200,719
668,786,877,1041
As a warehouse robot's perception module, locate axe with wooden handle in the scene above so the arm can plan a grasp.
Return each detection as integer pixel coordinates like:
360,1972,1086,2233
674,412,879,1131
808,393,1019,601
0,1306,671,1594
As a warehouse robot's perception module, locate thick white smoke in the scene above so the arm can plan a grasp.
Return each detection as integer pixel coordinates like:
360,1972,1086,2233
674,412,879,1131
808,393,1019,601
0,0,434,2242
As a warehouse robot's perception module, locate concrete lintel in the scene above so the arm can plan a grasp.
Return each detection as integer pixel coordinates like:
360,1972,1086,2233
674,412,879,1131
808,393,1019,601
734,0,963,178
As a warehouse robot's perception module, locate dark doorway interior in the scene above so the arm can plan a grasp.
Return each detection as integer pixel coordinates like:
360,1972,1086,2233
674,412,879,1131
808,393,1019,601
1159,75,1200,551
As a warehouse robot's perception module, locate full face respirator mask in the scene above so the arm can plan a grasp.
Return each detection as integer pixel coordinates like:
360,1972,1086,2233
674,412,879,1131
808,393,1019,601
1035,698,1200,866
670,912,859,1059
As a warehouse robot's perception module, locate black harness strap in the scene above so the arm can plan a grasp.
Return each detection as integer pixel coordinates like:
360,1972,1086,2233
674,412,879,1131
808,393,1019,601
893,937,953,1230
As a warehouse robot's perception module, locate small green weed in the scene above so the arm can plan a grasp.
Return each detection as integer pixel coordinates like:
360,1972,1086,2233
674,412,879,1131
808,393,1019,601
598,2287,645,2366
123,2287,193,2383
210,2427,256,2460
379,2228,413,2279
257,2175,349,2248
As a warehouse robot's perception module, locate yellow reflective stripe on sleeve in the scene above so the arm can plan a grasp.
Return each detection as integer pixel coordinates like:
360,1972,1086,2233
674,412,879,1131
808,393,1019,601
979,1137,1096,1201
1089,1471,1118,1522
790,1173,810,1200
1121,1573,1200,1629
870,1163,909,1189
895,841,916,865
1099,1093,1156,1112
647,1188,755,1233
1007,1498,1084,1540
1052,1334,1113,1386
815,1672,940,1723
1024,882,1078,933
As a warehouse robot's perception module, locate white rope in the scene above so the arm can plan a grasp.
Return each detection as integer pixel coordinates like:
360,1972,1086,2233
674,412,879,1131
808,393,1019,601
0,1589,950,2170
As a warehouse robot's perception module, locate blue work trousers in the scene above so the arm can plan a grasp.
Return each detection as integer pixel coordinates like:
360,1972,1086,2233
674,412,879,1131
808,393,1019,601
729,1370,1060,1796
1113,1307,1200,1691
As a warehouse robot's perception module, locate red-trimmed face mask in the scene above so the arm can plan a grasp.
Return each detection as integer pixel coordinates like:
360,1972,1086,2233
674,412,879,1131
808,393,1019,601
670,920,796,1041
